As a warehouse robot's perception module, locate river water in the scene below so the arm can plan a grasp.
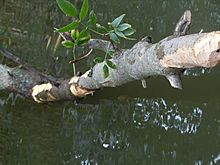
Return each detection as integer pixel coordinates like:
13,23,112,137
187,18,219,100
0,0,220,164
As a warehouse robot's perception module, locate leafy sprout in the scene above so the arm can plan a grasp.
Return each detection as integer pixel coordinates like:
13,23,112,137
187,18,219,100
55,0,135,78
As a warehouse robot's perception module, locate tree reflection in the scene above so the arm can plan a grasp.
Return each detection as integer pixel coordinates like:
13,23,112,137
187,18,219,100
0,0,220,164
60,98,207,164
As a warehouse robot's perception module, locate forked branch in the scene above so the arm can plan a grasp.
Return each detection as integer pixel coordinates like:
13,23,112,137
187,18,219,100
0,10,220,103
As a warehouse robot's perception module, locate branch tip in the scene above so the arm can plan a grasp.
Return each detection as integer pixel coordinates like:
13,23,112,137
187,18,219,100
166,74,182,90
173,10,192,37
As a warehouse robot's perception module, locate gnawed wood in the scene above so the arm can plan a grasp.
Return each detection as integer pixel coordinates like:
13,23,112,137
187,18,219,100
160,31,220,68
0,10,220,103
173,10,192,37
31,76,94,103
69,76,94,97
1,31,220,102
32,83,56,103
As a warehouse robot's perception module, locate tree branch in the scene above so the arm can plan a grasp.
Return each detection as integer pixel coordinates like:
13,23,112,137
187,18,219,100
0,48,60,85
173,10,192,37
0,10,220,103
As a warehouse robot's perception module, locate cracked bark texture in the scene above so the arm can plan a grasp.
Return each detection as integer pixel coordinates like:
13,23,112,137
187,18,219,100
0,10,220,103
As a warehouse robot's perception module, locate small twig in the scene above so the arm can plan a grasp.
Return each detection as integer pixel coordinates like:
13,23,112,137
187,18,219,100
72,45,76,76
89,28,105,36
104,43,111,60
80,22,106,37
199,29,204,34
54,28,67,40
110,39,120,52
69,49,93,64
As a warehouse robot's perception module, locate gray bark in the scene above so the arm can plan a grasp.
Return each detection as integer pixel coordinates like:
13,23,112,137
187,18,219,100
78,32,220,91
0,10,220,103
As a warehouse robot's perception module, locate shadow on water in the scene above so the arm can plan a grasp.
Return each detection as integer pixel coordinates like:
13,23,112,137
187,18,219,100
0,0,220,164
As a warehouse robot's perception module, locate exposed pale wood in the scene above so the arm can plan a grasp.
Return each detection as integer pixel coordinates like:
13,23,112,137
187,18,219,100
160,32,220,68
0,10,220,103
173,10,192,36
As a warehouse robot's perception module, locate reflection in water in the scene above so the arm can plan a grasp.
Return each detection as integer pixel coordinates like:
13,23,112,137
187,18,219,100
133,98,203,134
58,98,212,164
213,153,220,164
0,98,220,164
1,0,220,164
183,68,211,76
96,129,130,150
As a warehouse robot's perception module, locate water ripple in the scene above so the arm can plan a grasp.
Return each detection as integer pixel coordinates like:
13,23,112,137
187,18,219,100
183,68,211,76
133,98,203,134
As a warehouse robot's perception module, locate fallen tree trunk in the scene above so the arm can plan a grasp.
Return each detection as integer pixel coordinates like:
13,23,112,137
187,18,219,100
0,10,220,103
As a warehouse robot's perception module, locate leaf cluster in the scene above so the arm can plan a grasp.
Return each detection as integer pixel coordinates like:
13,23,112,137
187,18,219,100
93,51,116,78
56,0,94,47
108,14,136,43
55,0,135,78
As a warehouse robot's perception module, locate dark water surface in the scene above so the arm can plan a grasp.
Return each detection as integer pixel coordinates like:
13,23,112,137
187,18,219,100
0,0,220,164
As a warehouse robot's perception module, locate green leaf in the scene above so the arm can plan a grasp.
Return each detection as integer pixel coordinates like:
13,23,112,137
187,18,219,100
93,56,104,63
78,29,89,38
109,32,120,43
56,0,77,17
61,40,74,48
123,28,136,36
79,0,89,21
111,14,125,28
117,23,131,32
76,30,91,45
77,35,91,45
125,37,136,41
107,51,115,58
115,30,126,38
103,64,109,78
71,29,79,40
115,30,135,40
55,21,79,32
106,60,117,69
87,10,97,26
